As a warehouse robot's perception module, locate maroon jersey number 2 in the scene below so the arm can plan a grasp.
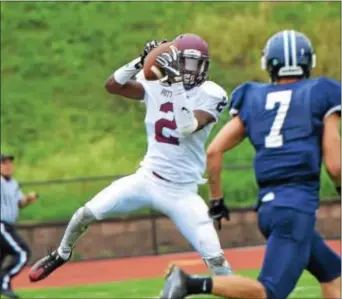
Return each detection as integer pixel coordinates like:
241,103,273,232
155,102,179,145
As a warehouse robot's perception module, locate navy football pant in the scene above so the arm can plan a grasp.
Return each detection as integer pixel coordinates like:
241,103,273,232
257,203,341,299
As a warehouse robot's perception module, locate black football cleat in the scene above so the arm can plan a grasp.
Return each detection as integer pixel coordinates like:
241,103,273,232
1,288,19,299
159,265,189,299
28,250,70,282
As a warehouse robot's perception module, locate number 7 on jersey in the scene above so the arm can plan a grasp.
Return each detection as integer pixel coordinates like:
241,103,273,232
265,90,292,148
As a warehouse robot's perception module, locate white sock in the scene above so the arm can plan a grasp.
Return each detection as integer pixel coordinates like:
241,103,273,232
56,207,95,260
57,246,72,260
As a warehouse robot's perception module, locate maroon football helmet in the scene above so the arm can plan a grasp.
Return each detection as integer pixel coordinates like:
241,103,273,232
173,33,210,90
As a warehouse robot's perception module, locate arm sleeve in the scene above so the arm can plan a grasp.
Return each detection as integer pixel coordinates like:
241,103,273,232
195,81,229,122
228,83,249,123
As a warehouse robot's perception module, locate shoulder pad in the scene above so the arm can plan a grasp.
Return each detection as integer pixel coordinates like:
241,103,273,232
315,77,341,101
230,82,250,98
200,81,227,99
229,82,252,116
316,76,341,89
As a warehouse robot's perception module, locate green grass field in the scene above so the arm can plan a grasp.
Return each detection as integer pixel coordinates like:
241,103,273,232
1,2,341,222
18,270,320,298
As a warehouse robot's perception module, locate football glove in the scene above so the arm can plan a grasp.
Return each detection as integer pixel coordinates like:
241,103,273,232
155,45,182,83
136,40,168,69
208,198,230,230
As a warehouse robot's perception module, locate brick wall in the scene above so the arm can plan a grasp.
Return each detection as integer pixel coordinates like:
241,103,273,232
17,201,340,264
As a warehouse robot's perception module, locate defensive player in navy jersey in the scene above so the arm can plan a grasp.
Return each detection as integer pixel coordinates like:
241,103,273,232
160,30,341,299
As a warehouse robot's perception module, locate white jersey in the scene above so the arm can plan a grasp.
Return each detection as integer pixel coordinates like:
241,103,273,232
137,79,228,184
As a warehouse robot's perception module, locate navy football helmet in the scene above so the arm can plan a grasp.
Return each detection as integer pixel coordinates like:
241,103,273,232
261,30,316,82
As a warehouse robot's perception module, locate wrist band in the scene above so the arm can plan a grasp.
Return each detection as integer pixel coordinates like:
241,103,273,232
113,57,142,85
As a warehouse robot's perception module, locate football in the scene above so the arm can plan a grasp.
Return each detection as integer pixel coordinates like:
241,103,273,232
143,42,174,81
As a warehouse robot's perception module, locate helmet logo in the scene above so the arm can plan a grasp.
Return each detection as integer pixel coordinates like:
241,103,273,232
272,59,279,66
183,49,202,59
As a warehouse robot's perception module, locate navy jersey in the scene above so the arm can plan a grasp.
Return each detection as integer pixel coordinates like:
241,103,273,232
229,77,341,213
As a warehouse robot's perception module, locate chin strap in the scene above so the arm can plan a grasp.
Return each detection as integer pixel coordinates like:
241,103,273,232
172,82,199,137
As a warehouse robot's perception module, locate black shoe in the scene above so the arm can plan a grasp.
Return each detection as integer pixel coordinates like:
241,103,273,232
28,250,70,282
160,265,189,299
1,288,19,299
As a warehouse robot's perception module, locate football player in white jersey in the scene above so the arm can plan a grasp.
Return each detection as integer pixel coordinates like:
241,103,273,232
29,34,233,283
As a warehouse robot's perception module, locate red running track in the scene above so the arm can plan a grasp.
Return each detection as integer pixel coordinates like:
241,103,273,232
13,240,340,289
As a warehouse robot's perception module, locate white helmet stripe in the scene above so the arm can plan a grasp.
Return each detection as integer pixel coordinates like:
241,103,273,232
290,30,297,66
282,30,290,67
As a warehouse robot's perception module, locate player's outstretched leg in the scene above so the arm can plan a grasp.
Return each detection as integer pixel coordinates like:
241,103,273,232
29,172,151,282
29,206,95,282
161,204,315,299
164,192,232,276
159,265,266,299
306,231,341,299
321,277,341,299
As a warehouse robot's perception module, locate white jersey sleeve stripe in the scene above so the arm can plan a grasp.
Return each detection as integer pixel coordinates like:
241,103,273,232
324,105,341,118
